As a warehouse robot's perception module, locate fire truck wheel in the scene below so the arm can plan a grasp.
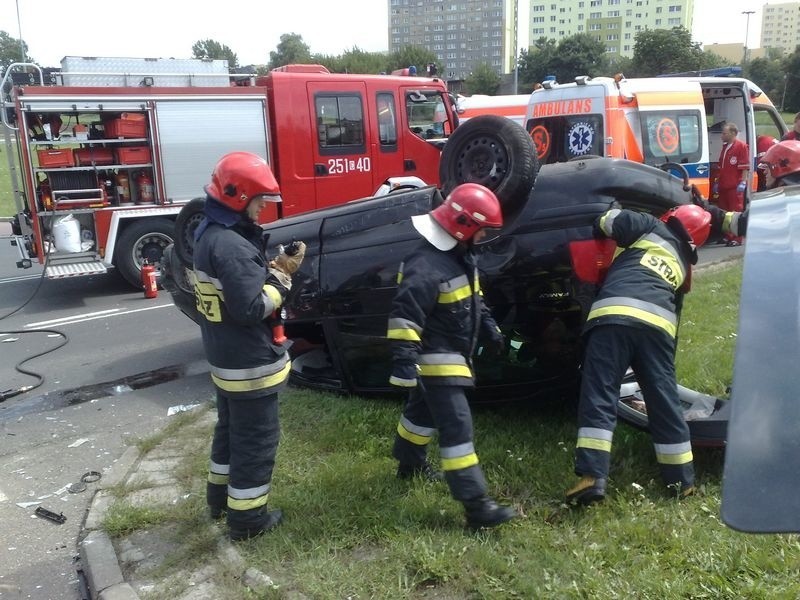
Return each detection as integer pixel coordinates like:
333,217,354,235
439,114,538,216
114,218,175,289
173,197,206,268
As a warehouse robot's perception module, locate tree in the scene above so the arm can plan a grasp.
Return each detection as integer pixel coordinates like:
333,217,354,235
268,33,312,70
550,33,609,81
0,31,32,72
386,45,438,76
628,27,707,77
464,62,501,95
315,47,387,74
191,39,238,69
781,47,800,113
745,53,786,103
517,38,558,90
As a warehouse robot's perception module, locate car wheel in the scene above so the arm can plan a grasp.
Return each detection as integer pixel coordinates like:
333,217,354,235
439,114,539,214
114,217,175,289
174,197,206,268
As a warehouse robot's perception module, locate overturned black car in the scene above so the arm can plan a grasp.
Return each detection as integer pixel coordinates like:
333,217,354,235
163,116,729,446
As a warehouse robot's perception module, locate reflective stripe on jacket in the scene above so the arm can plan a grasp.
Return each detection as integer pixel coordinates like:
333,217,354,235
585,209,692,338
193,219,289,398
387,240,500,387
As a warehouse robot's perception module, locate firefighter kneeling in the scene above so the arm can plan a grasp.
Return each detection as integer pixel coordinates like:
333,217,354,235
193,151,306,541
387,183,516,529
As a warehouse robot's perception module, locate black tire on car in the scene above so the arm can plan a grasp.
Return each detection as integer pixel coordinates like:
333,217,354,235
114,217,175,289
173,197,207,268
439,114,539,215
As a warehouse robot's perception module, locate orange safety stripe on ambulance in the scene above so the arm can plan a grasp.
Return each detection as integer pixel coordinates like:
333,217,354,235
524,75,788,199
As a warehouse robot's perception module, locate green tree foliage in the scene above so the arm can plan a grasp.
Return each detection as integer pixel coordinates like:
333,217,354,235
0,31,32,72
550,33,609,81
314,46,388,74
628,26,708,77
268,33,312,70
464,62,501,95
191,39,238,69
517,38,558,90
386,45,439,77
781,47,800,113
745,53,787,103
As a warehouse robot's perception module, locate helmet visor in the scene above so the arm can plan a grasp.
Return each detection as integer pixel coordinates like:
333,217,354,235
472,226,502,245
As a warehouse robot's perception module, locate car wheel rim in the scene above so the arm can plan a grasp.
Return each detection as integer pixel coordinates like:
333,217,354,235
134,232,172,271
456,137,508,188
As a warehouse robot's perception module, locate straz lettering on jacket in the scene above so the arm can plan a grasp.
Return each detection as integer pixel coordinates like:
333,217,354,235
631,233,685,289
192,270,224,323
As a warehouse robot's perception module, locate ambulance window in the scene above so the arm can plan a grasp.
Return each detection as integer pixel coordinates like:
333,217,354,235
526,115,604,164
315,94,365,154
376,93,398,148
641,111,701,165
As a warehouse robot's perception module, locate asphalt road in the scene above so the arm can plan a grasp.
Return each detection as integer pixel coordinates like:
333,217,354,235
0,220,744,599
0,222,208,600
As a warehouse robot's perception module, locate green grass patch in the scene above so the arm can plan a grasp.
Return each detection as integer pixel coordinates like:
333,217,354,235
107,261,800,598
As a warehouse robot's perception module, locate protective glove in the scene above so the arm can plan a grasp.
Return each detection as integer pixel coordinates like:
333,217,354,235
482,329,507,357
266,268,292,295
690,184,710,211
736,181,747,194
389,361,418,388
270,240,307,276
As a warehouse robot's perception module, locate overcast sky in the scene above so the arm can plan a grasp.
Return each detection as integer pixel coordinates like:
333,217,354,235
2,0,764,68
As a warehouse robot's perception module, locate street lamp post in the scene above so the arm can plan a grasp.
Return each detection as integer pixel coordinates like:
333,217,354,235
742,10,755,67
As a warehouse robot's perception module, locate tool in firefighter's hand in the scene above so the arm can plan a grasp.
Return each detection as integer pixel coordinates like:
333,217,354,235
270,240,306,276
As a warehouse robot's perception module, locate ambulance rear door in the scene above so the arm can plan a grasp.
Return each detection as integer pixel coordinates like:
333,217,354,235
525,83,608,165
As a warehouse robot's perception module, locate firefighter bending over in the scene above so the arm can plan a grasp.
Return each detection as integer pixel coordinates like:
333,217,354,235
193,152,306,541
566,204,712,505
387,183,516,529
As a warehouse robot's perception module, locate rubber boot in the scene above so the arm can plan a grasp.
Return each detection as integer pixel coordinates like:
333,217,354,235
229,509,283,542
462,495,516,529
565,475,606,506
397,461,444,482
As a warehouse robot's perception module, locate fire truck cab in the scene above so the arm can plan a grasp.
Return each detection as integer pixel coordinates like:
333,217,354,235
1,57,456,287
524,74,788,198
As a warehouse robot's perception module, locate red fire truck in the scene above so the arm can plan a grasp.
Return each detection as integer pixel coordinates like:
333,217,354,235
1,57,456,287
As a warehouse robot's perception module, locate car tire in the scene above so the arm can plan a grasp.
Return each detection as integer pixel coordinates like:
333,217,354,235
173,197,206,268
439,114,539,214
114,217,175,289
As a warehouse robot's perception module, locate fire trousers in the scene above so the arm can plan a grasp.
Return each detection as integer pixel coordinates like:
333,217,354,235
575,324,694,491
717,187,745,243
207,390,280,531
393,384,488,502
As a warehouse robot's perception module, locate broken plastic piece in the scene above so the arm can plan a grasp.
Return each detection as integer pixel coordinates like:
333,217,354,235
68,482,87,494
35,506,66,524
81,471,101,483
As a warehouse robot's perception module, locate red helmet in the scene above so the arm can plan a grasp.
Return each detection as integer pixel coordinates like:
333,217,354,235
661,204,711,247
204,152,280,212
759,140,800,180
430,183,503,244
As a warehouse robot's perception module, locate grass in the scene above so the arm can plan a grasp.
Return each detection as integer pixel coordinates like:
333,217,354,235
0,141,17,217
102,260,800,599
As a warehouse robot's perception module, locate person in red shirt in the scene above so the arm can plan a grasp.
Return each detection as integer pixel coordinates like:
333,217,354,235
755,135,778,191
714,122,749,246
781,112,800,142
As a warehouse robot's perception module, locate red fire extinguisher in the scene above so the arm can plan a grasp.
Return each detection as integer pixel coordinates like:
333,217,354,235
141,259,158,299
136,170,155,204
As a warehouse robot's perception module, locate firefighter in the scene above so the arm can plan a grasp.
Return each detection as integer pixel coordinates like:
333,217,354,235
387,183,516,529
193,151,306,541
566,204,712,505
758,139,800,189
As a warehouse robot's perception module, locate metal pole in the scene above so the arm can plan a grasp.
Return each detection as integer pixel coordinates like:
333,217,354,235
513,0,519,94
15,0,25,61
742,10,755,67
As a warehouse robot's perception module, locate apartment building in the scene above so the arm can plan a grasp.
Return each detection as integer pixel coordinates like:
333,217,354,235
761,2,800,54
388,0,524,79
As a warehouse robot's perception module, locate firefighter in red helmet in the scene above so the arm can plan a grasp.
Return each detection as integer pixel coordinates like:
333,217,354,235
193,151,306,541
387,183,516,529
566,203,711,506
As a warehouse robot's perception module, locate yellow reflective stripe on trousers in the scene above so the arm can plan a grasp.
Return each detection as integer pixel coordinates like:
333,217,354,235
211,360,292,393
418,363,472,378
397,420,434,446
440,442,479,471
227,483,270,511
228,494,269,511
208,472,229,485
576,428,613,452
655,441,693,465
